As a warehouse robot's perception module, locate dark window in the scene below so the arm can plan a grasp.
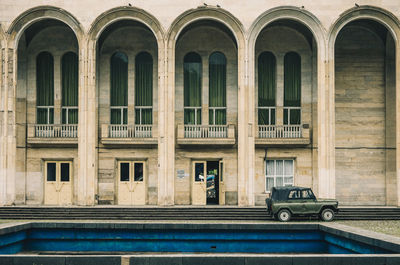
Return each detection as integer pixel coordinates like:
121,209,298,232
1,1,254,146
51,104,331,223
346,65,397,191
288,190,300,199
60,163,70,182
184,52,202,125
134,163,144,182
47,163,56,181
194,163,204,182
120,163,130,181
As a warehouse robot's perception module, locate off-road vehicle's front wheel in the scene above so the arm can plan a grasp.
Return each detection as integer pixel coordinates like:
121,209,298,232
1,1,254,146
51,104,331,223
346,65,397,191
277,209,291,222
320,208,335,222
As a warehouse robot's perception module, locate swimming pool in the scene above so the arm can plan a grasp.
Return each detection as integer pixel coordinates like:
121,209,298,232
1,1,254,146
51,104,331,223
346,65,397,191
0,222,399,264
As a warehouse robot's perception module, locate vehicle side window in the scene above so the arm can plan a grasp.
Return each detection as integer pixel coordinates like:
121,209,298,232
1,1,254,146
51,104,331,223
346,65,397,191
302,190,315,199
288,190,300,199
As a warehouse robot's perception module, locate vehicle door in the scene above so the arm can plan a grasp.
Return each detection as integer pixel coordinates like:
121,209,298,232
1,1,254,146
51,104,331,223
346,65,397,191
287,190,302,214
301,189,318,214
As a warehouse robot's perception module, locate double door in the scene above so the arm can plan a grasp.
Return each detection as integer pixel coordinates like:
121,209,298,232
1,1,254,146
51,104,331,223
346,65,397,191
117,161,146,205
192,160,225,205
44,161,72,205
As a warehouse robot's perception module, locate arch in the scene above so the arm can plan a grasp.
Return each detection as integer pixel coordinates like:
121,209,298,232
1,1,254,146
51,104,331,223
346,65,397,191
88,6,165,48
167,7,245,50
328,6,400,49
248,6,327,56
7,5,84,48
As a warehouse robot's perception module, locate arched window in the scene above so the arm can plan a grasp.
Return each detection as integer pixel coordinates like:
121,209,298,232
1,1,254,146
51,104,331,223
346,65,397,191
36,51,54,124
284,52,301,125
258,51,276,125
61,52,78,124
110,52,128,124
184,52,202,125
135,52,153,125
209,52,226,125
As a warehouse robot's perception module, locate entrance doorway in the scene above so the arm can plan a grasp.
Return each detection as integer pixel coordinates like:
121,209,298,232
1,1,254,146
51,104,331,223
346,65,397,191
44,161,73,205
117,161,146,205
192,160,225,205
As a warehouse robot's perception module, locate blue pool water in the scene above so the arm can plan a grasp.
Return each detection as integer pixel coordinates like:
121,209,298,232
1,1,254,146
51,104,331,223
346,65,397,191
0,226,393,255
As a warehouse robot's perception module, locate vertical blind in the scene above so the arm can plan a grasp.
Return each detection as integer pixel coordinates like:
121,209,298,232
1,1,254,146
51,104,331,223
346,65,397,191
209,52,226,125
61,52,79,124
36,51,54,124
135,52,153,125
258,51,276,125
184,52,202,125
284,52,301,125
110,52,128,124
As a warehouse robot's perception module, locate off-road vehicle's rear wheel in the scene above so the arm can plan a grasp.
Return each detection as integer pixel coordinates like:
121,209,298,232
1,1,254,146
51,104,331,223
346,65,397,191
277,209,291,222
320,208,335,222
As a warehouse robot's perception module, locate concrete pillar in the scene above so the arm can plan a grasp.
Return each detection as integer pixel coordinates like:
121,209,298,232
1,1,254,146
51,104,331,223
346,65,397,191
396,38,400,207
237,41,253,206
157,40,169,205
319,43,335,199
77,39,97,205
0,40,17,205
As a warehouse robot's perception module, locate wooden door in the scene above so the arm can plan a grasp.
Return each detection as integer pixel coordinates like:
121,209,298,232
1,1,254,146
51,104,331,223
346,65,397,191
44,162,72,205
192,161,206,205
118,161,146,205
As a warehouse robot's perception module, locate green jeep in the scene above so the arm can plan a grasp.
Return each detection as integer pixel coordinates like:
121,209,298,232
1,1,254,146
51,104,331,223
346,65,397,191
265,186,339,222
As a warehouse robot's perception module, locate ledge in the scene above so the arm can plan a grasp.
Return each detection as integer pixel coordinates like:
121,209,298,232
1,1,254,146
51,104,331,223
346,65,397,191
100,137,158,147
177,138,236,146
27,137,78,147
255,137,310,147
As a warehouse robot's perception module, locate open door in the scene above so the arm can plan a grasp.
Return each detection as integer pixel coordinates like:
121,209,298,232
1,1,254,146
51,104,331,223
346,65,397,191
219,160,225,205
44,161,72,205
192,161,206,205
118,161,146,205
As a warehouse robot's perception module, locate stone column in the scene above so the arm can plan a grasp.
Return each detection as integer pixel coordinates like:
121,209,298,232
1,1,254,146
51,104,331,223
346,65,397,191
0,40,17,205
77,38,97,205
157,40,169,205
237,41,253,206
318,43,335,199
396,38,400,207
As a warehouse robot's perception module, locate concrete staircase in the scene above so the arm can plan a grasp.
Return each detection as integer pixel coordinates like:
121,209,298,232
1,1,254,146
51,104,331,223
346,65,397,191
0,206,399,220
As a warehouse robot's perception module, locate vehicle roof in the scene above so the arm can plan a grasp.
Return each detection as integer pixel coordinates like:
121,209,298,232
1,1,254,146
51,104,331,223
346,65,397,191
272,186,311,191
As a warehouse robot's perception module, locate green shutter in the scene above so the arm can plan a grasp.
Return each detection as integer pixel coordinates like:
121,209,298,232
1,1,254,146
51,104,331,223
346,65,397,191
209,52,226,125
36,51,54,124
61,52,78,124
184,52,202,125
110,52,128,124
135,52,153,125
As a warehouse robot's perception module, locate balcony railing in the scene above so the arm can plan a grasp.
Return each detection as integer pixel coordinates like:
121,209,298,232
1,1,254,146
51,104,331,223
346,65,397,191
258,125,302,138
108,124,152,138
34,124,78,138
184,125,227,138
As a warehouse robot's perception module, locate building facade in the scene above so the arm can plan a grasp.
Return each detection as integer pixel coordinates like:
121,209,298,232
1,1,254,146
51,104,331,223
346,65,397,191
0,0,400,206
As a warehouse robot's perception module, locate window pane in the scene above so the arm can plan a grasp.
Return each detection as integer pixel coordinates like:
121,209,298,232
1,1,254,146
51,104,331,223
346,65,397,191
49,108,54,124
215,109,226,125
69,109,78,124
266,160,274,176
271,109,276,125
209,110,214,125
134,163,144,182
276,160,283,175
276,176,283,187
266,177,274,191
142,109,152,124
110,52,128,107
284,177,293,186
284,109,288,125
123,108,128,124
47,163,56,181
61,52,78,107
111,109,121,124
284,52,301,107
62,109,67,124
135,52,153,107
36,52,54,107
195,163,204,182
284,160,293,175
61,163,70,182
37,108,48,124
220,162,223,182
258,52,276,107
120,163,129,182
184,52,202,108
290,109,301,125
258,109,269,125
135,109,140,124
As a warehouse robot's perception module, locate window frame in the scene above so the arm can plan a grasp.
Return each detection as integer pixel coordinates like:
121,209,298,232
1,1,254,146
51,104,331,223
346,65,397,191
118,161,146,183
44,161,72,183
265,159,294,193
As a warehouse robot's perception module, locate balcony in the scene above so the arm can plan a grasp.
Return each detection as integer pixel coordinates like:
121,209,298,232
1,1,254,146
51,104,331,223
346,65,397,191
27,124,78,146
100,124,157,146
255,124,310,147
177,124,236,145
